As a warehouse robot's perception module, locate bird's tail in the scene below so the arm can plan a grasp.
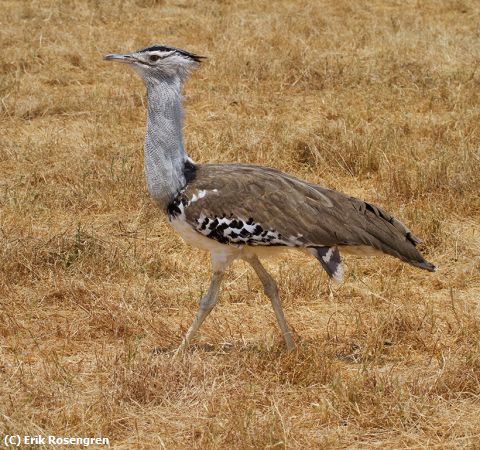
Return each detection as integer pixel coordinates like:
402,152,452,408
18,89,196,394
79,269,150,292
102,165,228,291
408,259,437,272
352,200,437,273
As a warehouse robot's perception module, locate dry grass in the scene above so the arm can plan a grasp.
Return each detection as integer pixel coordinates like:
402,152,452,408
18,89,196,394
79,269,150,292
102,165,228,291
1,0,480,448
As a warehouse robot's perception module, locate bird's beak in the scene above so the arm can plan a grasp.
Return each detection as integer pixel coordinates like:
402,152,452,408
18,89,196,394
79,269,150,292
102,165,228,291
103,53,134,63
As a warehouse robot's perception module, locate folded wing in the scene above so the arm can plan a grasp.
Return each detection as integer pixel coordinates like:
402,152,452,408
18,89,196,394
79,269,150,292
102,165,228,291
176,164,435,272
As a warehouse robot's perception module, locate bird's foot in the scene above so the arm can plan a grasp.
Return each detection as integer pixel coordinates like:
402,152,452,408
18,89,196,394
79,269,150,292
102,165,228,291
284,334,297,352
172,341,189,359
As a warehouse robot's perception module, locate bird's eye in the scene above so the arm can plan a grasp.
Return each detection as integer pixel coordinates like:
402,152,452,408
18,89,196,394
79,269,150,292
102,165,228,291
149,55,161,62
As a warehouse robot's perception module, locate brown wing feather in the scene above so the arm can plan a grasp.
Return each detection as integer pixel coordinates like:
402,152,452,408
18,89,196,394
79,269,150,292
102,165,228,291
181,163,434,270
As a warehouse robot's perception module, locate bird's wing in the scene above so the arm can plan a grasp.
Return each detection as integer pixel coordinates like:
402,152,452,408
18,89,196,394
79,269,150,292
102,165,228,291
171,163,432,269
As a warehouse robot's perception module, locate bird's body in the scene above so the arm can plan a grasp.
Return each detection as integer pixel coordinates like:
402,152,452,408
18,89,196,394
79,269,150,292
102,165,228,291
167,162,435,279
105,45,435,351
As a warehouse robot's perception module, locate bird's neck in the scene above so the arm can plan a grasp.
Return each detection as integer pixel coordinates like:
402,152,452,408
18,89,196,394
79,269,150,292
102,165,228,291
144,76,189,209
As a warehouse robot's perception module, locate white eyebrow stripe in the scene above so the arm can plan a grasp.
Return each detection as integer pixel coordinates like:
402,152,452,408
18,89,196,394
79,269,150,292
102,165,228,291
148,50,175,57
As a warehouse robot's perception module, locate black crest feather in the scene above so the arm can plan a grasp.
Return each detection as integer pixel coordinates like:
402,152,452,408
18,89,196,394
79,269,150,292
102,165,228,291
138,45,205,63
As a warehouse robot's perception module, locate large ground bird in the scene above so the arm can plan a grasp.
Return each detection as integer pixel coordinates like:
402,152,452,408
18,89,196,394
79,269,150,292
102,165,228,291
104,45,436,351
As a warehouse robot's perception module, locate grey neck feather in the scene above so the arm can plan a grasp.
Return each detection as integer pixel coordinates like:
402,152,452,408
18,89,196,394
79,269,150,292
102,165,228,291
143,75,189,209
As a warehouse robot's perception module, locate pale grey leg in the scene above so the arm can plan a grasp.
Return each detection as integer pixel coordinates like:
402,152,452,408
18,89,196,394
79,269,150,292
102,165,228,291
246,256,296,351
176,251,235,352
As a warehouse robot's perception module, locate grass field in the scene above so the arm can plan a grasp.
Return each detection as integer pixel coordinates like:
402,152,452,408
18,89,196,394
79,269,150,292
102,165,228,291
1,0,480,448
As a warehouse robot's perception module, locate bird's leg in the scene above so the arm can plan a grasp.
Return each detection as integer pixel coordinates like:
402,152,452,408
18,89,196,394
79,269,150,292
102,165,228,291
245,256,296,351
179,271,224,349
176,252,234,353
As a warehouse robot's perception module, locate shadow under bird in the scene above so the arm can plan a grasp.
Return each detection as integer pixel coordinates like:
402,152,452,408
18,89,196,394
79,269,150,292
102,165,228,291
104,45,436,352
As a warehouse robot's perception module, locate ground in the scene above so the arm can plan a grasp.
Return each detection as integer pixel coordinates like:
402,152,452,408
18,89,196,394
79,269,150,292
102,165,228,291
1,0,480,448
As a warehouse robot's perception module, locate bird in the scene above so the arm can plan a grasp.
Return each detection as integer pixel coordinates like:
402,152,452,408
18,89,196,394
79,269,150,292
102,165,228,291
104,45,436,352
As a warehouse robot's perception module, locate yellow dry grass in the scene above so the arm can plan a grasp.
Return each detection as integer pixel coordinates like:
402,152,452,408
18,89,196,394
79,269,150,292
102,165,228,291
1,0,480,448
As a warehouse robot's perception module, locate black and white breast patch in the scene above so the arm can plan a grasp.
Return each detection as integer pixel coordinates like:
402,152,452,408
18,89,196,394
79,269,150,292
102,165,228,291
195,215,300,246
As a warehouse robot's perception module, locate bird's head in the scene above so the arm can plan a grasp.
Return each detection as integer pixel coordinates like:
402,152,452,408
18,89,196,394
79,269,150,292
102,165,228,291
104,45,204,83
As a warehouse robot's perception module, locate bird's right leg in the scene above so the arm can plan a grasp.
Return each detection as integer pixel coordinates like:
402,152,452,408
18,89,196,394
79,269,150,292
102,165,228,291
176,251,234,352
245,255,296,351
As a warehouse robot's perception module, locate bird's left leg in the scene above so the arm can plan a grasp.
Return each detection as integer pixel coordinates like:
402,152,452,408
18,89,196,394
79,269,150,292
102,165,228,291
176,251,235,352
